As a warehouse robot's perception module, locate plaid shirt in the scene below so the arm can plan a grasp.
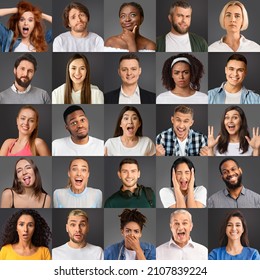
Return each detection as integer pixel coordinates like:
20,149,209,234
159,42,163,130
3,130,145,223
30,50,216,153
156,127,207,156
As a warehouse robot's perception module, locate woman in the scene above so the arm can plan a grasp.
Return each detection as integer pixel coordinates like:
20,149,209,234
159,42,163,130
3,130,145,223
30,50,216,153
104,2,156,52
160,157,207,208
207,105,260,156
53,157,102,208
0,1,52,52
0,209,51,260
0,105,51,156
104,208,156,260
52,53,104,104
0,158,51,208
156,53,208,104
104,106,155,156
209,210,260,260
208,1,260,52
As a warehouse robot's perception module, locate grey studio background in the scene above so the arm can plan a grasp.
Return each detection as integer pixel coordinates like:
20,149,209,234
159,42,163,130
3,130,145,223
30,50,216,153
207,157,260,197
156,104,208,137
0,157,52,205
51,104,104,141
156,0,208,44
208,53,260,93
156,208,208,247
156,52,208,95
52,52,104,93
103,156,156,203
104,208,156,248
0,52,52,96
208,104,260,137
52,0,104,40
156,156,208,208
52,156,104,206
208,209,260,252
208,0,260,46
52,208,104,248
104,52,156,94
104,0,156,43
0,0,52,52
0,208,52,249
0,104,52,151
104,104,156,141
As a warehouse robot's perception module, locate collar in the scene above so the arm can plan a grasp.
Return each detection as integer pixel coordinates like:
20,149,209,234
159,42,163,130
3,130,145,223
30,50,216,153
120,85,140,97
224,185,245,197
169,237,194,248
220,34,246,43
11,83,31,94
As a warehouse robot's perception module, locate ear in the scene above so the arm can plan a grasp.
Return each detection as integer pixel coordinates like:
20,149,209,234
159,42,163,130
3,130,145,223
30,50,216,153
239,167,242,174
171,116,174,125
66,223,69,233
190,222,193,232
190,119,194,126
117,171,121,180
14,67,17,76
168,14,172,24
139,67,142,76
137,170,140,179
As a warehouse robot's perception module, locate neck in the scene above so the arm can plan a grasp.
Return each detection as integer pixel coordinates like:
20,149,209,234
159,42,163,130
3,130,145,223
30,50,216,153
229,134,240,143
121,185,138,193
226,241,243,254
68,240,87,249
73,83,83,92
227,185,243,199
70,30,88,38
170,28,187,36
70,185,85,194
224,82,242,93
121,84,138,96
14,81,27,92
71,135,89,145
172,87,194,97
17,135,30,143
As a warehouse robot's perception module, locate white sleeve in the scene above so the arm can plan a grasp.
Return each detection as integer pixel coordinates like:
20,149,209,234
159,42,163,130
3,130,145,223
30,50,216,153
159,187,176,208
194,186,207,207
53,36,63,52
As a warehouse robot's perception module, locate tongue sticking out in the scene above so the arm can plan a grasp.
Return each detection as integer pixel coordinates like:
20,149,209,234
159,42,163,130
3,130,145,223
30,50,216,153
24,178,31,185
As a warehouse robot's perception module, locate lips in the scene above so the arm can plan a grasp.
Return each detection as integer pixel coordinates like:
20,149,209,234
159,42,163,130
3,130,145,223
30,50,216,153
74,178,83,186
23,176,31,186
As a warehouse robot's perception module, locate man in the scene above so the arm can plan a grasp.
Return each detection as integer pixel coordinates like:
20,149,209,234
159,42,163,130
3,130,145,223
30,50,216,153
156,209,208,260
104,53,155,104
156,105,207,156
52,105,104,156
208,54,260,104
52,209,103,260
208,158,260,208
53,2,104,52
156,1,207,52
0,54,50,104
104,158,155,208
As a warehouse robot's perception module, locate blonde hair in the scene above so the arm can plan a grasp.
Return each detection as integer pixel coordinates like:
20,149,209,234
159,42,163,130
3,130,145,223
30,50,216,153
219,1,248,31
67,209,88,222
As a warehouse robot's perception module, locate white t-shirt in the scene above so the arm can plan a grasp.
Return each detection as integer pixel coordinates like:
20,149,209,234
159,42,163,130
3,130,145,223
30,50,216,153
124,248,137,260
159,186,207,208
53,31,104,52
177,138,187,156
14,42,35,52
208,35,260,52
105,136,155,156
53,187,102,208
52,83,104,104
225,90,242,104
165,32,192,52
214,142,253,156
156,91,208,104
52,136,104,156
52,243,104,260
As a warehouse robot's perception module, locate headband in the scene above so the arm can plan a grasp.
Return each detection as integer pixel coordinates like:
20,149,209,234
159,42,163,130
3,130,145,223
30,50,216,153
171,57,191,68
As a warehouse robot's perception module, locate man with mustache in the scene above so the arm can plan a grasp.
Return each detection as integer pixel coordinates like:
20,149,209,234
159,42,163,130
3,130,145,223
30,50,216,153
0,54,50,104
208,157,260,208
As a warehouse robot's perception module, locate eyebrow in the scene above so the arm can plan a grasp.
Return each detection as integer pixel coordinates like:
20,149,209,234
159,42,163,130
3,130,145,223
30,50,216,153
71,164,88,168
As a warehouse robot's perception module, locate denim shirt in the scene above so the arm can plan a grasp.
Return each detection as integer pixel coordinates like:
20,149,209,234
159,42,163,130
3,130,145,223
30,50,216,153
0,23,52,52
208,82,260,104
104,240,156,260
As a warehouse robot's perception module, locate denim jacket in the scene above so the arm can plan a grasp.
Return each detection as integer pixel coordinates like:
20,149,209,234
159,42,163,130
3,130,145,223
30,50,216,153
104,240,156,260
208,82,260,104
0,23,52,52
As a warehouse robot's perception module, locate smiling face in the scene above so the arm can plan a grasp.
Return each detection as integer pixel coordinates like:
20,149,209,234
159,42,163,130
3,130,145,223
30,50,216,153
174,163,191,193
170,212,193,247
226,216,244,242
16,108,37,136
16,159,36,188
169,6,191,35
18,11,35,39
225,60,246,89
171,111,194,141
118,59,141,87
68,158,89,193
69,58,87,89
120,110,141,137
172,62,191,89
68,8,88,34
119,5,143,31
16,214,35,243
223,5,243,33
224,110,242,136
220,160,243,190
14,60,35,89
118,163,140,191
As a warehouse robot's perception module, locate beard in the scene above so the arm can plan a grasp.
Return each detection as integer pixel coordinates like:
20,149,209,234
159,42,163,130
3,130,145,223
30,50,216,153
16,76,31,88
223,174,243,190
172,22,189,34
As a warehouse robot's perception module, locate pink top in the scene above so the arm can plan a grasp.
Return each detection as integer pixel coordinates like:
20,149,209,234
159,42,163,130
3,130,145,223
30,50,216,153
7,139,33,156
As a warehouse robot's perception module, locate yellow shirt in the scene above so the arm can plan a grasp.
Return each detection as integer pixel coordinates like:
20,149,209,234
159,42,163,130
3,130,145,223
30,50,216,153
0,244,51,260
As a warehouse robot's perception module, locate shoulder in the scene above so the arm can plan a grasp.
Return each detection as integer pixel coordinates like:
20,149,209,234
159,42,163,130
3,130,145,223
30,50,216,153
141,37,156,51
52,137,68,144
54,31,70,40
105,35,121,47
208,40,222,51
1,138,15,146
159,187,172,196
52,84,66,93
89,136,104,144
87,187,102,195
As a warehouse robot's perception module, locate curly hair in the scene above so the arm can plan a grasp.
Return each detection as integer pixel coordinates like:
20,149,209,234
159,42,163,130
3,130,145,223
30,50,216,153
0,209,51,248
8,1,48,52
119,208,147,230
217,105,250,154
161,53,204,91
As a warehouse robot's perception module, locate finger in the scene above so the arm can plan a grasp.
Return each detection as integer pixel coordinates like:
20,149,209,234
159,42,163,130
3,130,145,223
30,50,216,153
133,25,137,33
252,127,256,137
257,127,259,136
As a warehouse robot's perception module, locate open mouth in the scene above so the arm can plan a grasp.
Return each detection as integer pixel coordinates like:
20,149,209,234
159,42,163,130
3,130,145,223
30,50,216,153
127,125,135,133
177,232,186,238
22,27,29,34
23,176,31,185
74,178,83,186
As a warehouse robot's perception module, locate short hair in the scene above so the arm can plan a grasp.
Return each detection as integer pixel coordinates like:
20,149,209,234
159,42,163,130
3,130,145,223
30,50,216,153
219,1,248,31
119,158,140,171
170,209,192,224
67,209,88,222
173,105,194,118
63,2,90,29
119,208,146,230
14,53,37,71
226,53,247,66
119,53,140,65
119,2,144,18
218,157,240,174
63,105,85,123
169,1,192,14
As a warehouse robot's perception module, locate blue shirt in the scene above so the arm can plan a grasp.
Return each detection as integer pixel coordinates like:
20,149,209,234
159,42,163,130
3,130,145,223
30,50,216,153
209,246,260,260
104,240,156,260
208,82,260,104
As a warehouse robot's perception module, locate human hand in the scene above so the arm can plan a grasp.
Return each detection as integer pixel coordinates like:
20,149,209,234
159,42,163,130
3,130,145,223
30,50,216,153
199,146,209,156
172,169,181,192
125,234,141,252
188,168,195,191
208,126,220,149
156,144,165,156
121,25,138,51
245,127,260,154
